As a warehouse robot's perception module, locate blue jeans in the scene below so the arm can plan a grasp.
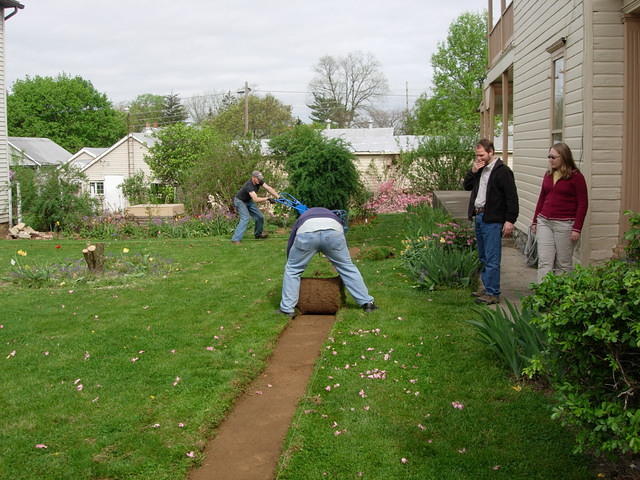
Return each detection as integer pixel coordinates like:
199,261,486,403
474,213,503,296
231,197,264,242
280,229,374,313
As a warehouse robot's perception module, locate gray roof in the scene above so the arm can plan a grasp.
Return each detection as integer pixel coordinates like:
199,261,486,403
321,128,422,154
131,132,158,147
9,137,72,166
66,147,109,169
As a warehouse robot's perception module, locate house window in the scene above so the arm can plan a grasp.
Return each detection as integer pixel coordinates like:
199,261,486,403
551,56,565,144
90,181,104,196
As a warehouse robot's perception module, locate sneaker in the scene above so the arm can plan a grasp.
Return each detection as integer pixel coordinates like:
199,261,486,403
231,241,241,245
255,233,269,239
277,309,296,318
362,302,379,312
475,294,500,305
470,288,486,297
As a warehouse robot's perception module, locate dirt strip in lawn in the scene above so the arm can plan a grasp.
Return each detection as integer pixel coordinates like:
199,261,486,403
189,313,336,480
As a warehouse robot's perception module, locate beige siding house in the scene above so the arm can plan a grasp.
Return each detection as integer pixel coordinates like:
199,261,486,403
0,0,24,231
74,133,157,212
65,147,108,170
481,0,640,264
321,127,422,191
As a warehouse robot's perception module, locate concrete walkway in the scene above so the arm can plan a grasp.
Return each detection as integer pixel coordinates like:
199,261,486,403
433,191,537,305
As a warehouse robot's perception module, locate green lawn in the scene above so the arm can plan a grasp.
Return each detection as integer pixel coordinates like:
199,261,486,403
0,214,590,479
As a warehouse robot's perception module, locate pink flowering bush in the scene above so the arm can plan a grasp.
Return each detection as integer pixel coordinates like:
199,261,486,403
364,180,431,214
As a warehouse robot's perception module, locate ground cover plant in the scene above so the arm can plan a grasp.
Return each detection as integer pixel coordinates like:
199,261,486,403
1,213,591,479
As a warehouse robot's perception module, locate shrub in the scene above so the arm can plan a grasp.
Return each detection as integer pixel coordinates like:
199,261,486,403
467,300,546,378
11,165,99,231
525,261,640,455
120,172,175,205
364,179,431,214
623,210,640,262
399,135,475,194
269,125,365,211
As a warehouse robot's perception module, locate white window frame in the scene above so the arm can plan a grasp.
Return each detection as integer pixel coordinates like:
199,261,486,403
89,181,104,196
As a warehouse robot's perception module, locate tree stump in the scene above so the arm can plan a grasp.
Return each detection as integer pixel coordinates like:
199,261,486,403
82,243,105,273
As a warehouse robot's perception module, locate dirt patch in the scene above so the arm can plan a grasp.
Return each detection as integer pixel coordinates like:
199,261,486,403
189,314,337,480
297,277,343,314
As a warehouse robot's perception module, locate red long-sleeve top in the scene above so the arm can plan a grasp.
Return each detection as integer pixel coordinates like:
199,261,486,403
532,170,588,232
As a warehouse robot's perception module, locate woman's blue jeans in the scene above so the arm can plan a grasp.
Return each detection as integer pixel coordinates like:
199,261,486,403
231,197,264,242
280,229,374,313
474,213,503,296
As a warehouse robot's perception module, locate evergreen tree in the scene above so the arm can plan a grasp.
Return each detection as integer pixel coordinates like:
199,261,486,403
269,125,364,211
161,92,188,125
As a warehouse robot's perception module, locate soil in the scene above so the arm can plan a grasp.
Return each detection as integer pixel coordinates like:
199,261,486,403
188,313,337,480
297,277,344,314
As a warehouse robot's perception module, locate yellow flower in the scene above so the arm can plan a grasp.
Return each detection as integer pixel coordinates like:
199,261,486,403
122,248,130,253
17,250,27,257
511,385,522,392
439,237,446,243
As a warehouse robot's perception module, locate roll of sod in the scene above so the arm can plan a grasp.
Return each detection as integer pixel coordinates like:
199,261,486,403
297,276,344,314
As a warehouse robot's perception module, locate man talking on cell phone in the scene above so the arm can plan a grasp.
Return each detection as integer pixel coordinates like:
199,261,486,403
463,139,519,305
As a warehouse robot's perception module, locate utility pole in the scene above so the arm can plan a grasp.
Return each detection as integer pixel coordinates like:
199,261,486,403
237,81,251,136
405,81,409,113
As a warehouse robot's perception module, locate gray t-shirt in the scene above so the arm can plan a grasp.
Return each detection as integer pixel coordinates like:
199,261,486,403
235,179,263,203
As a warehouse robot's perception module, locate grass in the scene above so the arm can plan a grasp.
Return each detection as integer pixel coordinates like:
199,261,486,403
0,214,590,479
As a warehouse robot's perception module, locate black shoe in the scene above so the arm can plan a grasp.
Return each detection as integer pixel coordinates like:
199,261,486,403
362,302,379,312
255,233,269,239
277,309,296,318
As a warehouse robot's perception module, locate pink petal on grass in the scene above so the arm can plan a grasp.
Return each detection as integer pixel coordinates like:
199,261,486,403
401,458,408,464
35,444,48,449
186,451,195,458
451,401,465,410
178,423,185,428
205,346,214,351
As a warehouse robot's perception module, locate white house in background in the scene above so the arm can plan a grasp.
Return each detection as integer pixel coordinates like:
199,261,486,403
9,136,72,167
74,132,157,212
0,0,24,231
65,147,108,170
321,127,423,191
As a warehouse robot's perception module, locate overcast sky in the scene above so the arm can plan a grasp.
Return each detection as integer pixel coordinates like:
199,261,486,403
5,0,483,121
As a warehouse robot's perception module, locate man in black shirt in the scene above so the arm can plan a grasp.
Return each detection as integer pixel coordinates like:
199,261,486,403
231,171,279,244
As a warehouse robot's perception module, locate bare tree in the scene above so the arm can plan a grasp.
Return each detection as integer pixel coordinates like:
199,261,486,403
354,107,408,134
308,51,389,127
184,91,236,124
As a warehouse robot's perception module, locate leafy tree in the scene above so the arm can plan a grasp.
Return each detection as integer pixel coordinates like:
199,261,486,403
145,123,212,187
11,165,98,231
8,74,127,153
269,125,364,211
408,12,487,136
308,51,389,128
182,136,270,214
400,136,476,194
161,92,188,125
127,93,164,132
208,94,295,139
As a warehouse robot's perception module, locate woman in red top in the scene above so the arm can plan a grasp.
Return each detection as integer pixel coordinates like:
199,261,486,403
531,143,588,282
